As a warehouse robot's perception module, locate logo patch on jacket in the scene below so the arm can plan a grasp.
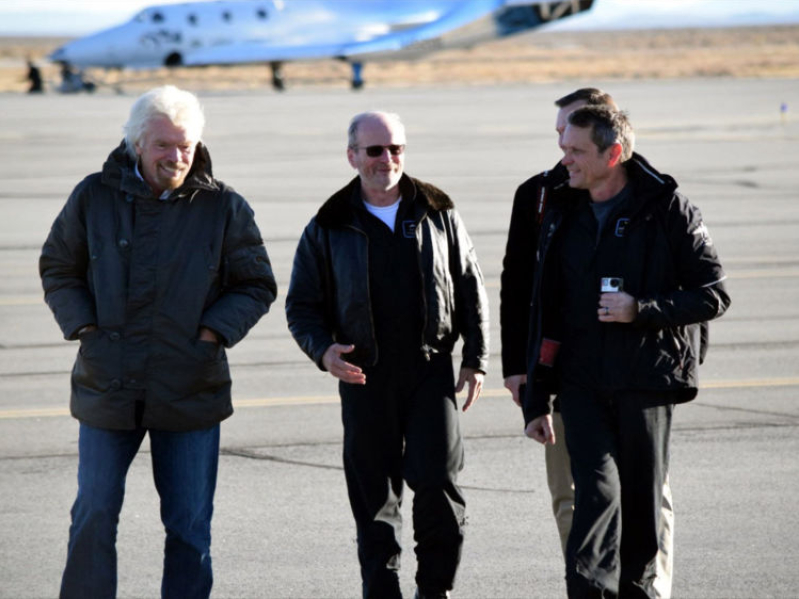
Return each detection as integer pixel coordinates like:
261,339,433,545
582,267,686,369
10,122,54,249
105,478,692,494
614,218,630,237
402,220,417,239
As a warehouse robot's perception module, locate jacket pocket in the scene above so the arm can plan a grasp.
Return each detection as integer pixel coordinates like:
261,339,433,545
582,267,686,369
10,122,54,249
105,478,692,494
73,329,119,392
154,337,230,398
630,327,686,389
192,337,224,361
650,328,680,373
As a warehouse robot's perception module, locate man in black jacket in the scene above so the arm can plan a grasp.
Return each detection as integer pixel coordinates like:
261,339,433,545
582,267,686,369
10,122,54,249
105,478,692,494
502,89,676,597
286,111,489,599
40,85,277,599
522,106,729,598
501,87,620,557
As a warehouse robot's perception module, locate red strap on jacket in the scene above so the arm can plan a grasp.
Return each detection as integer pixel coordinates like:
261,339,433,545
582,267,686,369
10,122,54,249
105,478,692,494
535,182,547,226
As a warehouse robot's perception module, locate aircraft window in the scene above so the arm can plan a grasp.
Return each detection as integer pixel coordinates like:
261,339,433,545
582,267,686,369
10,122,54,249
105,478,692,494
188,14,197,25
152,11,164,23
223,11,232,22
257,8,268,19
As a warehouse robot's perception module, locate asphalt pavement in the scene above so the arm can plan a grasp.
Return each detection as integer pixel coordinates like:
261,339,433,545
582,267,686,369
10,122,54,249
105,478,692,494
1,78,798,598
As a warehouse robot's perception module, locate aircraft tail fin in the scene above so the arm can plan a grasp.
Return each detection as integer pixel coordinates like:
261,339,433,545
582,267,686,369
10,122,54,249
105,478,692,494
496,0,594,36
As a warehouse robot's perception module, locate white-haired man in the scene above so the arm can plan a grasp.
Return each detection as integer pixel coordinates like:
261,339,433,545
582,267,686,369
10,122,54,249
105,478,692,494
40,85,277,598
286,111,489,599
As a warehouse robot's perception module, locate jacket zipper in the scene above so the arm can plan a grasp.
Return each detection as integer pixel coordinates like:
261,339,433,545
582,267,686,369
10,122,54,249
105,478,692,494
532,219,558,363
416,215,431,361
347,223,380,367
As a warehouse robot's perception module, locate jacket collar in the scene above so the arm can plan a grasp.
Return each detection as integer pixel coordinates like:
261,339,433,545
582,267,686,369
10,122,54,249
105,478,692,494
550,152,678,217
101,139,219,200
625,152,677,197
543,160,570,187
316,173,454,229
621,152,679,219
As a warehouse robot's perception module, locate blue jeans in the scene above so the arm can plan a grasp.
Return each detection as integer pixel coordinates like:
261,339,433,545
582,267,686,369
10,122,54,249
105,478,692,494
60,422,220,599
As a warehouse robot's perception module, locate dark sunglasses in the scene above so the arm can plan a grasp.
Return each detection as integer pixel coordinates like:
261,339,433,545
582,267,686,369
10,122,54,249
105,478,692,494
354,144,405,157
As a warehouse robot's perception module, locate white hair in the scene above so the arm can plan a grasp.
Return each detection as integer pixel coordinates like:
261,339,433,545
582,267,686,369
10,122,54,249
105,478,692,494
124,85,205,160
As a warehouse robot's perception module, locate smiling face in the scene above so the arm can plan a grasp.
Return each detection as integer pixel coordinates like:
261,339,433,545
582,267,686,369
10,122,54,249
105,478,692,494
560,123,624,199
346,114,406,205
135,114,197,196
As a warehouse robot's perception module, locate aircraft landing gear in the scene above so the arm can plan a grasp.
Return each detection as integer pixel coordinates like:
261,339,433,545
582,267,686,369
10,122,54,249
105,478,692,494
351,62,364,90
57,63,96,94
270,61,285,91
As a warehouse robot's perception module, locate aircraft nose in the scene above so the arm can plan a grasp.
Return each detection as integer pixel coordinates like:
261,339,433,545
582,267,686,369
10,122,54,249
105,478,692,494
49,46,68,63
48,40,87,65
46,30,124,68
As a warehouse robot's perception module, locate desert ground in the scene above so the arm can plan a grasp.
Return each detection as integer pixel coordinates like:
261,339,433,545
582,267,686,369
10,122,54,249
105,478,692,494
2,25,798,93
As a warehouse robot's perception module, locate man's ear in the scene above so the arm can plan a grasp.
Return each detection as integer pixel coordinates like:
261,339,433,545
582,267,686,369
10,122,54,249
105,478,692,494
346,147,357,169
607,143,623,167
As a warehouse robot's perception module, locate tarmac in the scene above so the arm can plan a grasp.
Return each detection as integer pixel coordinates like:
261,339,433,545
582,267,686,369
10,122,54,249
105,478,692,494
1,77,798,598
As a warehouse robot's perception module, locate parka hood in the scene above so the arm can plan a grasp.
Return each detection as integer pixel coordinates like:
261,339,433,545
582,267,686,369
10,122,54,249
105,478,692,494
626,152,678,197
100,139,218,199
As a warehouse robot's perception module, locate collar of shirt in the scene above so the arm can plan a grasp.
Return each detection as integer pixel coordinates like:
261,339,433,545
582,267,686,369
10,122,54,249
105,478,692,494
362,196,402,232
134,162,172,200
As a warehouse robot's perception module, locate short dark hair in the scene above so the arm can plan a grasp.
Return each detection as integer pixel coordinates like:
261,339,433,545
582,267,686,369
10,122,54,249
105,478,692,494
567,105,634,162
555,88,617,110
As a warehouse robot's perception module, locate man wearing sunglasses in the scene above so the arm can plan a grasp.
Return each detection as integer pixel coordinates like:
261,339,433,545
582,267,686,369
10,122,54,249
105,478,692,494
286,111,489,599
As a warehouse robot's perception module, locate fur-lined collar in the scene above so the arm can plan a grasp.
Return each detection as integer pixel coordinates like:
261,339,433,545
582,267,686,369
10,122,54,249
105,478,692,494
316,173,454,229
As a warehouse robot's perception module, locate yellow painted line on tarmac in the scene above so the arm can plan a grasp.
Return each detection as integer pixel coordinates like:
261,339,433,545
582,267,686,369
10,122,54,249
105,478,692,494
3,377,799,421
2,266,799,306
700,377,799,389
730,268,799,279
235,395,340,408
0,406,70,419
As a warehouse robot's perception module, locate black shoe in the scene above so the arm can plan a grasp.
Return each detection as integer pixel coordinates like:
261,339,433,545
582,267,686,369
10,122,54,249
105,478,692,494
414,588,450,599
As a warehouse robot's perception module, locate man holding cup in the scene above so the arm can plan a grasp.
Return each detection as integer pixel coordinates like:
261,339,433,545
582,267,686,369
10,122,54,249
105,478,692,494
522,105,730,598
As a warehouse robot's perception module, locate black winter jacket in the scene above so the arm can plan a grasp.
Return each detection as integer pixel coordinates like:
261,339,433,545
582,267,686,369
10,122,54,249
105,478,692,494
40,141,277,431
519,154,730,425
501,160,567,379
285,174,489,374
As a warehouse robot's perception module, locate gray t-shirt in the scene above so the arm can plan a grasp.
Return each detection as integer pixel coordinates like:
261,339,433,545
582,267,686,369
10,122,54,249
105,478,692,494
591,184,631,243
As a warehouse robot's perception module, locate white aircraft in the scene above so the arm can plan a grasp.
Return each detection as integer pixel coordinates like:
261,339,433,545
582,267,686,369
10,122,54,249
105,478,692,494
49,0,595,90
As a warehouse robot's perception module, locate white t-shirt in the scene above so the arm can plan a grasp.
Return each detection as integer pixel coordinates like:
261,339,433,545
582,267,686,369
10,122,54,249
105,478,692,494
363,196,402,232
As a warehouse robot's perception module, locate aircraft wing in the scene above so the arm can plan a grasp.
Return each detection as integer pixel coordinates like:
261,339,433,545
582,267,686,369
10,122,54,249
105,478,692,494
185,42,363,65
337,1,500,56
184,1,500,65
